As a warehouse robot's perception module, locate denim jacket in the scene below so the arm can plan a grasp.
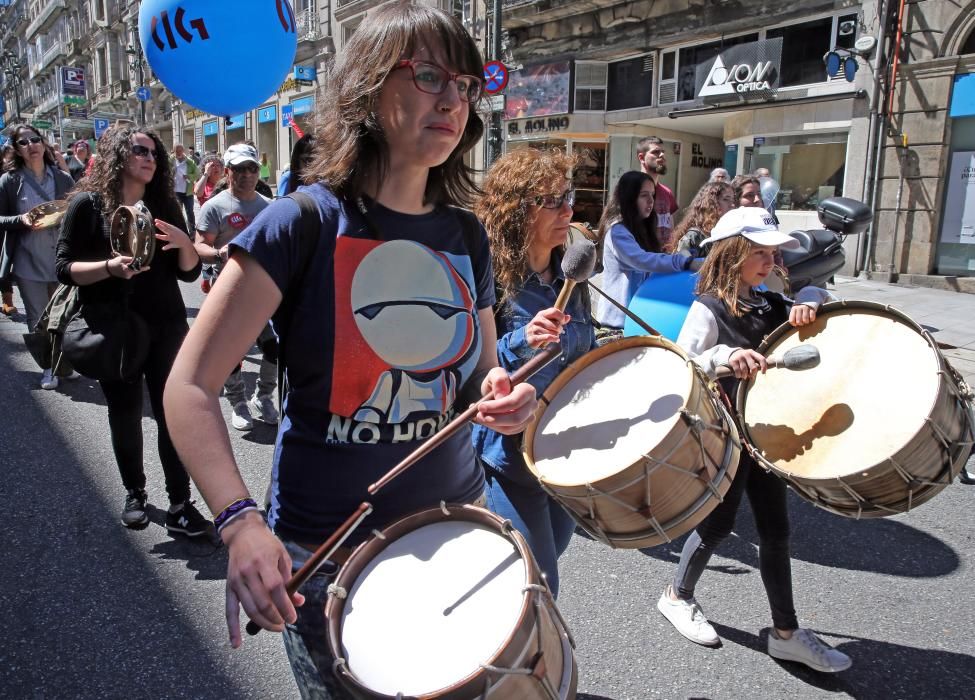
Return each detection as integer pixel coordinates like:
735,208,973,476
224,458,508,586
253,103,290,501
472,257,597,484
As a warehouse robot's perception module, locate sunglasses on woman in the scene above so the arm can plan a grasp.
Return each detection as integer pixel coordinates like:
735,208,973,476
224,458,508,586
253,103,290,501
16,136,42,147
393,59,483,104
532,189,576,210
131,144,158,160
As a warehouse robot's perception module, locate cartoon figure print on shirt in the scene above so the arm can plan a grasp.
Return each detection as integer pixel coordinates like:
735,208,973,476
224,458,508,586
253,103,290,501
330,237,480,431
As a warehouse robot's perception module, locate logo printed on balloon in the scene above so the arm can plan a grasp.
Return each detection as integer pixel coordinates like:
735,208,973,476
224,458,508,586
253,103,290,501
276,0,296,33
150,8,210,51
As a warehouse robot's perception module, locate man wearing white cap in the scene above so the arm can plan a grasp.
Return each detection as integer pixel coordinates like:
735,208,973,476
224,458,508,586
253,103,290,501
195,143,277,431
656,206,852,674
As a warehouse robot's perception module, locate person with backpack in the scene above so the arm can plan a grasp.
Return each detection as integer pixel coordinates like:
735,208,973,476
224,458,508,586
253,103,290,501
163,5,537,695
471,147,595,598
0,124,77,389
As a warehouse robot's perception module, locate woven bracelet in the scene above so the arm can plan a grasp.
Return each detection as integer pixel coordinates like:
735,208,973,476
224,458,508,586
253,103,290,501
213,497,258,530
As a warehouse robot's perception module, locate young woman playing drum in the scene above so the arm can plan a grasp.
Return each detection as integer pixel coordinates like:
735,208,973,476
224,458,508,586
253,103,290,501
163,5,536,696
658,206,852,673
472,148,596,597
595,170,702,339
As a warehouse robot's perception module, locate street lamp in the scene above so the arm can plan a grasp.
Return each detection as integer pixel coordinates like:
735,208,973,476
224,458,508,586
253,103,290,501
2,49,24,121
125,34,147,126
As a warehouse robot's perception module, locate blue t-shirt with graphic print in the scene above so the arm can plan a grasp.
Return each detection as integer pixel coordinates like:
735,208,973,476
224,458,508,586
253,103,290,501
230,183,492,544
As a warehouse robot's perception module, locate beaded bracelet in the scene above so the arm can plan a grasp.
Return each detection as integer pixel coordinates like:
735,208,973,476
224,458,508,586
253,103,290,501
213,497,259,531
216,506,261,535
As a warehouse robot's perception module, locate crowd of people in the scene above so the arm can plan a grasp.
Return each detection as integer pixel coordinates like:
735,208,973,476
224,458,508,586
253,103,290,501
2,3,973,697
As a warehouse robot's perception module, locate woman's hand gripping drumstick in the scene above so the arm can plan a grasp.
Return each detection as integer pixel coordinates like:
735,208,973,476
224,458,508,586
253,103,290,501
244,503,373,638
717,343,820,380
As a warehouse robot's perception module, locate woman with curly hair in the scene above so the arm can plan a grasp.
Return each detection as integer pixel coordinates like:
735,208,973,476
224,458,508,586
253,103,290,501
55,123,206,536
163,5,536,691
595,171,702,336
673,180,735,257
472,147,595,597
0,124,76,388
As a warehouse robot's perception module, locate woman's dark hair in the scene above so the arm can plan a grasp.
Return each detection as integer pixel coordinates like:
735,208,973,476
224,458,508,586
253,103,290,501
305,2,484,206
597,170,659,252
286,134,315,195
732,174,760,205
72,123,184,230
4,124,57,173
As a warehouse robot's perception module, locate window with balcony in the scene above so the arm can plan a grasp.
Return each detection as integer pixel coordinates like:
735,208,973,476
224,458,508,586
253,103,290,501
96,45,107,87
607,54,653,111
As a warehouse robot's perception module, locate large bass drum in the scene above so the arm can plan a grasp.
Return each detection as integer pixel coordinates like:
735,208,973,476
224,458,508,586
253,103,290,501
523,336,741,548
737,301,975,517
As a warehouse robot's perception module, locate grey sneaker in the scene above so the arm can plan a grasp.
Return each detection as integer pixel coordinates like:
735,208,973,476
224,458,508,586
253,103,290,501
248,394,279,425
121,488,149,529
231,402,254,431
768,628,852,673
657,586,719,646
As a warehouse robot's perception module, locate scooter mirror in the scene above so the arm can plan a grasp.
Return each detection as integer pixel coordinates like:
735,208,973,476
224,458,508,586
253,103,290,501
759,177,780,211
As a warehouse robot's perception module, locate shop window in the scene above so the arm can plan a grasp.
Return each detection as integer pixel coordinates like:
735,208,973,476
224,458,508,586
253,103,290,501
607,55,653,111
573,143,607,228
574,62,607,112
767,17,834,87
936,117,975,276
750,133,847,212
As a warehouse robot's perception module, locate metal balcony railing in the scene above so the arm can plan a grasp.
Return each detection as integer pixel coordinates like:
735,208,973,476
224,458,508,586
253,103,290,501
297,7,320,42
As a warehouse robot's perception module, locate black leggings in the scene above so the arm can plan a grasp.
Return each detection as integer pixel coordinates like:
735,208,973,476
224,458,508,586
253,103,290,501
98,322,191,505
672,454,799,631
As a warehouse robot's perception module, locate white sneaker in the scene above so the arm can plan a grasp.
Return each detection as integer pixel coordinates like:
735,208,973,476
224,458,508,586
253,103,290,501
231,402,254,431
768,628,852,673
657,586,720,646
40,369,58,390
248,394,279,425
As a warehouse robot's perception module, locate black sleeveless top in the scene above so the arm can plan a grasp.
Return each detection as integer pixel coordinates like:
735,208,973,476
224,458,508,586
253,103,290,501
697,290,791,394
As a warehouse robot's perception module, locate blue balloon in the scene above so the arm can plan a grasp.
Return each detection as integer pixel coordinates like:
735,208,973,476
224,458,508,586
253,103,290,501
624,271,697,342
139,0,298,117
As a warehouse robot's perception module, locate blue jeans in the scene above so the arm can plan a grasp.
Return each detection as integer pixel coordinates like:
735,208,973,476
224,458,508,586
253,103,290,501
485,469,576,598
280,541,352,700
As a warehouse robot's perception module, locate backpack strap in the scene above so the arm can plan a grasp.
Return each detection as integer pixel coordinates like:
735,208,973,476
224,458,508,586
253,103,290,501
275,191,323,413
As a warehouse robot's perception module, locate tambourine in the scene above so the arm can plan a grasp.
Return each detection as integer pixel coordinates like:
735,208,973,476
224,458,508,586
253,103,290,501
26,200,69,230
110,204,156,270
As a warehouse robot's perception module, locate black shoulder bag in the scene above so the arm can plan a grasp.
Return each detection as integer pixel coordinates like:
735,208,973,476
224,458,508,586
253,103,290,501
61,194,150,382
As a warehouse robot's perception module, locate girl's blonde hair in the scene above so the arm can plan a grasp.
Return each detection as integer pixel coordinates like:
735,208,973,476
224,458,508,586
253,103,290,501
694,236,755,317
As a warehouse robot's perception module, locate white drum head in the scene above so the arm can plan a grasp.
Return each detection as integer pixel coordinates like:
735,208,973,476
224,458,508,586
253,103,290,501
533,344,691,486
340,521,527,696
743,309,940,478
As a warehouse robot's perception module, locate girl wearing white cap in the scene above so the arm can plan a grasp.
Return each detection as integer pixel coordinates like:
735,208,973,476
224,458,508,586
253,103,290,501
656,206,852,674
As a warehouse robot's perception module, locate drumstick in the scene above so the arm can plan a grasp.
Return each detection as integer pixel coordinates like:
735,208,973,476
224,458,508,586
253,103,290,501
245,501,373,637
368,344,563,495
586,279,661,336
715,343,820,378
554,239,597,311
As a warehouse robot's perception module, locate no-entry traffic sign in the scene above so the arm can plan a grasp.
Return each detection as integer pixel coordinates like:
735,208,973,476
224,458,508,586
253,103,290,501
483,61,509,95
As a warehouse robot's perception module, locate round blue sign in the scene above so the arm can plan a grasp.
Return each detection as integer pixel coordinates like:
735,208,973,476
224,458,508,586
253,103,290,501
136,86,151,102
483,61,509,95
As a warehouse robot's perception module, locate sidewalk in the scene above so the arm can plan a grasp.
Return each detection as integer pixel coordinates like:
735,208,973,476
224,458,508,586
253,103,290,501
833,276,975,386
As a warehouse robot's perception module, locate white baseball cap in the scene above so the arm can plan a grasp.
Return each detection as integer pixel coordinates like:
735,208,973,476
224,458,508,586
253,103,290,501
223,143,259,167
701,207,800,249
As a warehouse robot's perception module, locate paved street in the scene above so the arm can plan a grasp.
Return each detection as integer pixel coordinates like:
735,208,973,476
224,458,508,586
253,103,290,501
1,277,973,699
